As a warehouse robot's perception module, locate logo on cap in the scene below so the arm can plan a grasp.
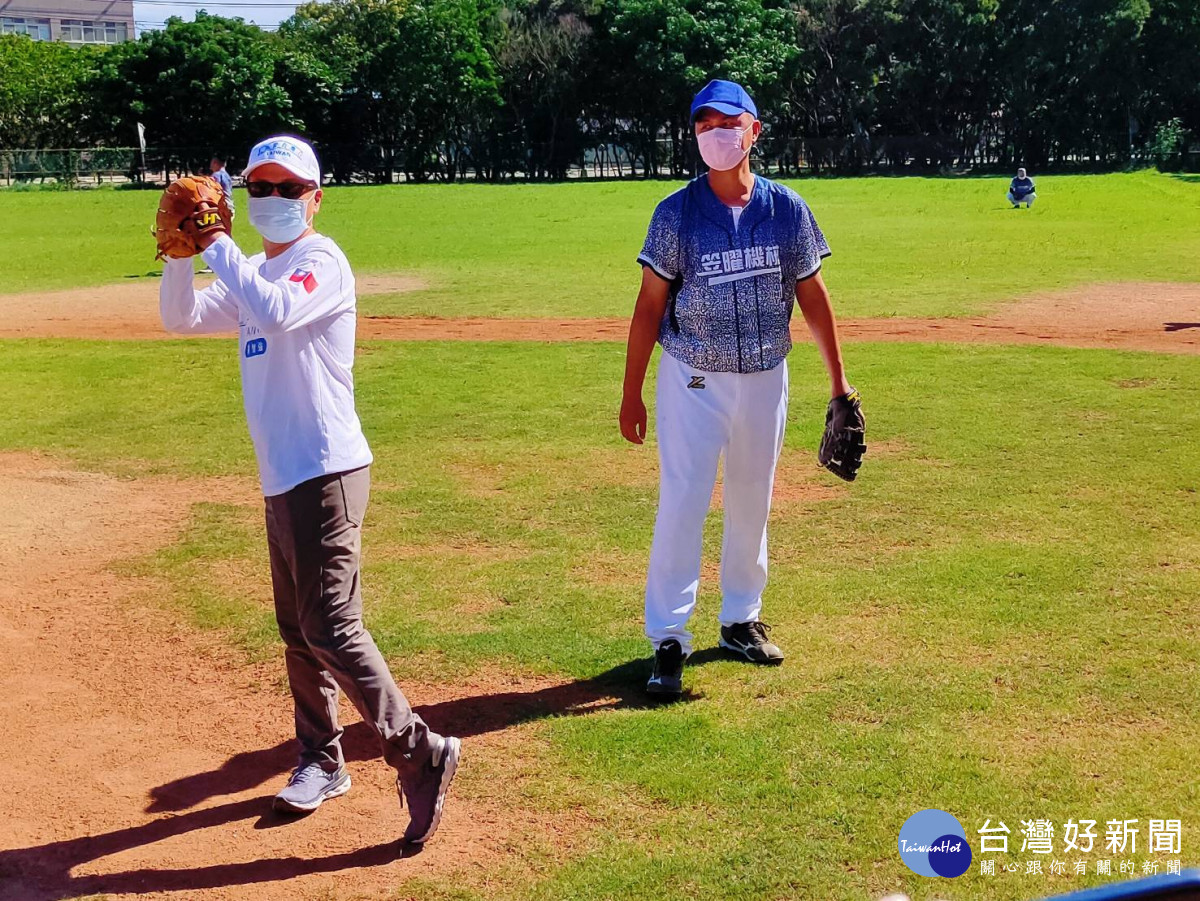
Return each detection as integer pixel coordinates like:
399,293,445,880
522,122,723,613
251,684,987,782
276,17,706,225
244,134,321,185
254,140,303,162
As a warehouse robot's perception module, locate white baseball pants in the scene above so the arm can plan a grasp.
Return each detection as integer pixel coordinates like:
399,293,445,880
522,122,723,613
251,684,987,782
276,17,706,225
645,350,789,654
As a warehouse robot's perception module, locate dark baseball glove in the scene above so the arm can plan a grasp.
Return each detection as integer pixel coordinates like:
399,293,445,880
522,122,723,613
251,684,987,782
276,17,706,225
153,175,232,260
819,387,866,481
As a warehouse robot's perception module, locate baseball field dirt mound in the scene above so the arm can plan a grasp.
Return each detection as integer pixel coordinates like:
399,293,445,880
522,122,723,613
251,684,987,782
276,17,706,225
836,281,1200,355
0,274,425,340
357,282,1200,353
0,453,601,901
6,280,1200,353
361,315,631,342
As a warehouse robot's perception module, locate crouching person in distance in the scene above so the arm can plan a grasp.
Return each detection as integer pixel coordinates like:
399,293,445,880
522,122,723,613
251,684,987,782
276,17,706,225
1007,167,1036,208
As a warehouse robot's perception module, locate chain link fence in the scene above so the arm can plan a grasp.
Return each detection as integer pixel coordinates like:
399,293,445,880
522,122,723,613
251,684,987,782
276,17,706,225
0,133,1164,188
0,147,230,186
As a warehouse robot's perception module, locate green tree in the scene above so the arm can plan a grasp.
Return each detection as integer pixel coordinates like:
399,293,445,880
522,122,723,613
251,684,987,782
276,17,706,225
89,13,299,171
1140,0,1200,146
784,0,889,172
591,0,800,176
488,0,596,179
875,0,1000,167
272,46,344,161
0,35,102,149
993,0,1150,168
1148,117,1188,170
284,0,502,182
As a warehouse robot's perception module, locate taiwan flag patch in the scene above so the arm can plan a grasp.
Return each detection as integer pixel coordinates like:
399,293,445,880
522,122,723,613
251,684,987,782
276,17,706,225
289,268,318,293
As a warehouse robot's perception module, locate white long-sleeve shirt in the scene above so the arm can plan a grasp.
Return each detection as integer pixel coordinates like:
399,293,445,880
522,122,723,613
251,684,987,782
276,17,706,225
159,232,373,497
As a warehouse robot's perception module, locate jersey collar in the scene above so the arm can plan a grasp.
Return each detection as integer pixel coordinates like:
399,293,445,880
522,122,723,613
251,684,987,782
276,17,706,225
696,173,769,236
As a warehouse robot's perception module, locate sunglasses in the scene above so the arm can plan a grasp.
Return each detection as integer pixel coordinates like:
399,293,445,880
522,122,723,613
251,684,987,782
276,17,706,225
245,180,318,200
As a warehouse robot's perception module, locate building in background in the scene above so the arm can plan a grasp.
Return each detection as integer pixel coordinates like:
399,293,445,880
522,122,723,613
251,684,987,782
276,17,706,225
0,0,134,43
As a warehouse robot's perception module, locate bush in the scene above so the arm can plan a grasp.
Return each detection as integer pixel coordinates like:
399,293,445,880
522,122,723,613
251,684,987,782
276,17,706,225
1150,118,1189,171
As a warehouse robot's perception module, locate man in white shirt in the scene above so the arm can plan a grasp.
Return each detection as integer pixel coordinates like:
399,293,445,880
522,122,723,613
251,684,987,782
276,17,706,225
159,135,460,846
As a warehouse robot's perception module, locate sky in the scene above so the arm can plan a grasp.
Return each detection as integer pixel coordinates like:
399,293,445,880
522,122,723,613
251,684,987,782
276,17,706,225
133,0,301,33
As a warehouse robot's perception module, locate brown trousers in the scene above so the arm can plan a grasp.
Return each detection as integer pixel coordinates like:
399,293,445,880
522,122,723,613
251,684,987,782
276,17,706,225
265,466,431,776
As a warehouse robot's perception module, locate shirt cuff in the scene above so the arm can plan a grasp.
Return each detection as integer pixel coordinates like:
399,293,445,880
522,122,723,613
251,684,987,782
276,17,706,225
637,254,676,282
797,250,832,282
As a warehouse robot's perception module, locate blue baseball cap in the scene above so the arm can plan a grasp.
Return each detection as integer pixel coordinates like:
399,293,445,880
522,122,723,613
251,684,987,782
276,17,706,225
690,79,758,122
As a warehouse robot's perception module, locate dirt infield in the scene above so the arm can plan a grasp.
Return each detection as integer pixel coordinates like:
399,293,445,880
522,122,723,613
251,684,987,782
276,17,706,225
838,281,1200,354
5,280,1200,353
0,274,425,340
358,282,1200,353
0,453,611,901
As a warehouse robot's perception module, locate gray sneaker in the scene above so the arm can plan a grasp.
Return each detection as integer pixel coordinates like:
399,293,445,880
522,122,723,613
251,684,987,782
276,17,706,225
273,763,352,813
398,735,461,844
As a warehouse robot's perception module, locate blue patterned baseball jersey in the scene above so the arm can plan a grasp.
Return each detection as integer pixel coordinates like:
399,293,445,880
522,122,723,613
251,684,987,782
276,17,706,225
637,175,830,373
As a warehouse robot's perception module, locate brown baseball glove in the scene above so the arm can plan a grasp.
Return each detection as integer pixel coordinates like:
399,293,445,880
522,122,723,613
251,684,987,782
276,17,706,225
153,175,232,260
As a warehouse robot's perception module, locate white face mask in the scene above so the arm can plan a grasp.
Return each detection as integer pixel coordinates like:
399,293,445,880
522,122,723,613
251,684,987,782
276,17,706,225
248,195,311,243
697,126,749,171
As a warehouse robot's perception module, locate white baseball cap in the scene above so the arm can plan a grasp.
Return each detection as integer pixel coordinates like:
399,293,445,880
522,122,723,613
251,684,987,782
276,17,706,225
243,135,321,185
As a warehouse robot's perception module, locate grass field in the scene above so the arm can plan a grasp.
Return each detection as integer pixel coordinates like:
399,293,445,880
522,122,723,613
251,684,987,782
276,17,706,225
2,174,1199,900
4,171,1200,318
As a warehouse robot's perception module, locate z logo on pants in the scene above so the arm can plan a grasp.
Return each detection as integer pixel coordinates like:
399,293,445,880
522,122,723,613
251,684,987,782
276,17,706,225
688,376,706,390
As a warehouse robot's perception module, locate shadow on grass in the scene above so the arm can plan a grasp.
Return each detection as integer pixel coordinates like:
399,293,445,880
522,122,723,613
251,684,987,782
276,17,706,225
145,658,660,815
146,647,763,815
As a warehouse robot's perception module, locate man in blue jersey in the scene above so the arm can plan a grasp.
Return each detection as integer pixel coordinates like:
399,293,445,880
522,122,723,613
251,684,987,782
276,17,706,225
1007,168,1036,208
619,80,863,699
199,154,236,273
209,153,235,222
